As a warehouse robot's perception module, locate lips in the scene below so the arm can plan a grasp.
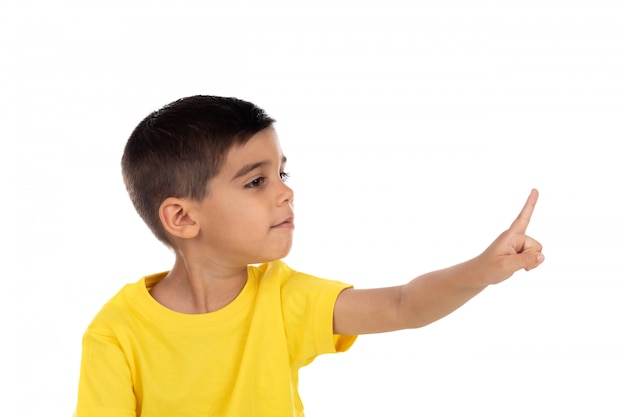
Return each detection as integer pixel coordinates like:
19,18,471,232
271,216,295,228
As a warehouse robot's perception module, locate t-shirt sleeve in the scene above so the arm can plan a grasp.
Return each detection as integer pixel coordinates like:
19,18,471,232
74,326,136,417
281,268,357,367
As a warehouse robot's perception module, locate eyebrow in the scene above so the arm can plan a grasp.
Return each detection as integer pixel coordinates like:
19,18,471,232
231,156,287,181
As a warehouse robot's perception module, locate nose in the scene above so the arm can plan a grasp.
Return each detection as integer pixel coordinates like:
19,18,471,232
277,180,294,205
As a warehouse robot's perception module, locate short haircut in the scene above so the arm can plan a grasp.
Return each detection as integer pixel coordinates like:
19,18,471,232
121,95,276,248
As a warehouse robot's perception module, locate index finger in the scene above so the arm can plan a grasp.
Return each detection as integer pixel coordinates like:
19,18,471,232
510,189,539,233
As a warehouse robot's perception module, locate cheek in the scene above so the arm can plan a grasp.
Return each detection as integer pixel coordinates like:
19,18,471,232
217,205,266,234
204,193,270,236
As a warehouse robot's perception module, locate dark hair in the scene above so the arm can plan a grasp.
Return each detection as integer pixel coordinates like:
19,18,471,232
121,95,276,247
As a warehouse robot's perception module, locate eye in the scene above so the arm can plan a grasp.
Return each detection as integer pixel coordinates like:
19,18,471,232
245,177,266,188
280,171,290,182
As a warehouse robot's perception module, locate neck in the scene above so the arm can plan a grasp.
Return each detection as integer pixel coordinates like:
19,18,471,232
150,253,249,314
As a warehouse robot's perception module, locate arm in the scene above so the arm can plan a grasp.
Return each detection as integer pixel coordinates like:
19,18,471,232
333,189,544,335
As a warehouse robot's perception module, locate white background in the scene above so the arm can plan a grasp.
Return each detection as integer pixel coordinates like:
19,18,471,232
1,0,625,416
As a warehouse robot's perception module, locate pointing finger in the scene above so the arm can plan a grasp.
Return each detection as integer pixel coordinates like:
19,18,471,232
510,189,539,234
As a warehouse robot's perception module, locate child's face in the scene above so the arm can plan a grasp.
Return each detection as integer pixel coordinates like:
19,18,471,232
191,127,294,266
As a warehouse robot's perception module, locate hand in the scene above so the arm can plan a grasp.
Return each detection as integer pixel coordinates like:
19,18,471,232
478,189,544,285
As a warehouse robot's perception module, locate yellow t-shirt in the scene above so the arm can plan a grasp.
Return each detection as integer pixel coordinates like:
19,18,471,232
75,260,356,417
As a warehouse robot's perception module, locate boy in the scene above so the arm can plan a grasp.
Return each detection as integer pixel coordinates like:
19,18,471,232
74,95,544,417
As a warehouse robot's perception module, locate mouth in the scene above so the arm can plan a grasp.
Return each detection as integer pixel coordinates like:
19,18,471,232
271,216,295,229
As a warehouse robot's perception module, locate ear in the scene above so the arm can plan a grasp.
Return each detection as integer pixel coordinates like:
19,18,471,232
159,197,200,240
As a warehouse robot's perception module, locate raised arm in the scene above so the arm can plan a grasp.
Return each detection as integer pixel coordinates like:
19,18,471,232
333,189,544,335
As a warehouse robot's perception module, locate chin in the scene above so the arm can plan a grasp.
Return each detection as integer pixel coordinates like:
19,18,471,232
254,243,293,264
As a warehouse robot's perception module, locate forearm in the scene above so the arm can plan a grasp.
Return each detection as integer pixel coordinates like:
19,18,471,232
397,257,488,329
334,190,543,336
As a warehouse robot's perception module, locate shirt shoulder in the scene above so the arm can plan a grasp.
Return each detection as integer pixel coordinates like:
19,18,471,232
254,260,357,357
84,273,167,337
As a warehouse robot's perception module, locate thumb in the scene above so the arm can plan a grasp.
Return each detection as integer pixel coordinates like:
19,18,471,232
508,251,545,273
